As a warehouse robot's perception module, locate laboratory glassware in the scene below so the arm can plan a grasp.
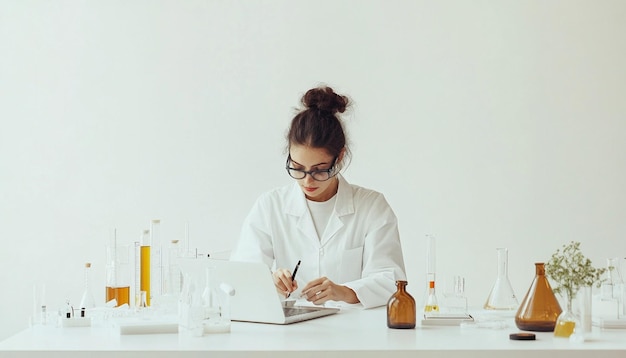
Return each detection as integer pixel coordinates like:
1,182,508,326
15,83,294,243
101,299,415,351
79,263,96,310
140,229,151,306
601,257,625,318
134,241,141,309
202,266,231,333
442,276,468,313
515,262,562,331
150,219,162,299
179,272,204,337
424,235,439,312
554,296,581,338
484,248,518,310
105,234,131,307
387,280,416,329
31,284,47,326
164,239,182,296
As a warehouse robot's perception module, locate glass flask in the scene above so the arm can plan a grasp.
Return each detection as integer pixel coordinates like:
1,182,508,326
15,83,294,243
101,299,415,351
79,263,96,310
554,296,580,338
387,280,416,329
484,248,518,310
423,235,439,312
424,280,439,312
515,262,562,331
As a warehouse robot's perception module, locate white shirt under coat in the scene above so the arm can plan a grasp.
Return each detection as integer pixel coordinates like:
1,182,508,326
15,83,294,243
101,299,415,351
231,175,407,308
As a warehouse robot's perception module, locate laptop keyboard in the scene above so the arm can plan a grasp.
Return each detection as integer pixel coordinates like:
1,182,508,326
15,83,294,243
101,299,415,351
283,307,315,317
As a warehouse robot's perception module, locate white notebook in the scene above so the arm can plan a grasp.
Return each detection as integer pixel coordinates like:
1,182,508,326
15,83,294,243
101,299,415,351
178,258,339,325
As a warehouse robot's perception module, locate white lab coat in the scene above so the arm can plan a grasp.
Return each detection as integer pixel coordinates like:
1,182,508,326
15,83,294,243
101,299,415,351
231,175,407,308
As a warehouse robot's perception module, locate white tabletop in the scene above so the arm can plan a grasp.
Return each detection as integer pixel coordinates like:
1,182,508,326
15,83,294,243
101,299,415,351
1,307,625,358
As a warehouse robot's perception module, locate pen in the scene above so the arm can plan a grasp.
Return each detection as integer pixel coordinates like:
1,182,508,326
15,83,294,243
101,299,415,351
286,260,301,298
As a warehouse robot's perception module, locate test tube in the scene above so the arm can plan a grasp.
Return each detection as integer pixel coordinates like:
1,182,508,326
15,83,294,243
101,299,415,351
140,229,151,306
134,241,141,309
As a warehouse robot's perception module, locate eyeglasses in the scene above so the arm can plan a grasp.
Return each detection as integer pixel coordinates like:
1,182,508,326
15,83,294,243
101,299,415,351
285,155,338,181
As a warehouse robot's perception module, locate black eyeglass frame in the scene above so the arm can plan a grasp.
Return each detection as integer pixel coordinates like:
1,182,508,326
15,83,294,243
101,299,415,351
285,155,339,181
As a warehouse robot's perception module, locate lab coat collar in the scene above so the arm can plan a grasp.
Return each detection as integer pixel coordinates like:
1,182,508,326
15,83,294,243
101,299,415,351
285,175,354,244
285,174,354,217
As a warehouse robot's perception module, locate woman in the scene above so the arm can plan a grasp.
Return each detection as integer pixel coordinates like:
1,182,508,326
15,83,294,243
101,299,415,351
231,86,406,308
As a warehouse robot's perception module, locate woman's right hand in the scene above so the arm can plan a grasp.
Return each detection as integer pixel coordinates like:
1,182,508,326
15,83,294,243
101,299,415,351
273,268,298,297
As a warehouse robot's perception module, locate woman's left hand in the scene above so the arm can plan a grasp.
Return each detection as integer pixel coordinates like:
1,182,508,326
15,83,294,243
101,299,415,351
300,277,359,305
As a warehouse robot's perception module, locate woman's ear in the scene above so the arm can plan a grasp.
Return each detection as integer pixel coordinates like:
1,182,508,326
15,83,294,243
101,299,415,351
338,147,346,162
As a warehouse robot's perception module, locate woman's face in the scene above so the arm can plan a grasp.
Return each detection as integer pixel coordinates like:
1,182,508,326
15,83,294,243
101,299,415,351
288,144,341,202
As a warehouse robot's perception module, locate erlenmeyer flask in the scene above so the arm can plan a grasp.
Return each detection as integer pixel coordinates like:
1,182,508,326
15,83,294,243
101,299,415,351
515,262,562,331
484,248,518,310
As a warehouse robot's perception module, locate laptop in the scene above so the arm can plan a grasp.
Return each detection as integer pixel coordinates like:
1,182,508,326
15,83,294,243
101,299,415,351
178,258,340,324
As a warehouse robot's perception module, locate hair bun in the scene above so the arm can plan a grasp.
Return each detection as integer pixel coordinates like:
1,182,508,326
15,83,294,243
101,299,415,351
302,86,349,114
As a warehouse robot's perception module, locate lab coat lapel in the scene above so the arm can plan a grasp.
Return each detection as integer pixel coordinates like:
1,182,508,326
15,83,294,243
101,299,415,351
320,175,354,245
284,182,319,243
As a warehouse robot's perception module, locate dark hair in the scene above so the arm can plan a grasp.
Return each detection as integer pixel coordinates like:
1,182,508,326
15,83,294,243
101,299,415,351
286,86,352,170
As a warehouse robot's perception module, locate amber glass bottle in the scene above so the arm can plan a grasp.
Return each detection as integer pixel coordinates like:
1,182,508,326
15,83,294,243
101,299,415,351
515,263,562,331
387,280,416,329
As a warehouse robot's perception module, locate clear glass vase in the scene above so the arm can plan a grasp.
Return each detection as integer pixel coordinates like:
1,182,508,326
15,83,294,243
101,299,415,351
554,296,581,338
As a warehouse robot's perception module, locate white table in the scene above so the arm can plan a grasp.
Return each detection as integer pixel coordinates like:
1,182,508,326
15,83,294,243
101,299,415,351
1,307,625,358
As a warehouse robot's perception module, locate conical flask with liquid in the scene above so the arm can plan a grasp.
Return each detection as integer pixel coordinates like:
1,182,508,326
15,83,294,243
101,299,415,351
515,262,562,331
484,248,518,310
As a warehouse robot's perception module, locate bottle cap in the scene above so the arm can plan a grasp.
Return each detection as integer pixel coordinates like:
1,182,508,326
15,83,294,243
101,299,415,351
509,332,536,341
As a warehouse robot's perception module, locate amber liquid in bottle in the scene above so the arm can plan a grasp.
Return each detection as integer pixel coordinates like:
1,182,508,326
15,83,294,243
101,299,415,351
515,262,562,331
387,280,416,329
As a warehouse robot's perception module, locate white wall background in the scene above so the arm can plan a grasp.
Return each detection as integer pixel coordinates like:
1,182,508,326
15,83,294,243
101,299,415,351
1,0,625,341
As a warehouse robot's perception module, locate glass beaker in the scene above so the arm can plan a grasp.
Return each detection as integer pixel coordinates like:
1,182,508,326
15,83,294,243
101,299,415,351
484,248,519,310
105,244,131,307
